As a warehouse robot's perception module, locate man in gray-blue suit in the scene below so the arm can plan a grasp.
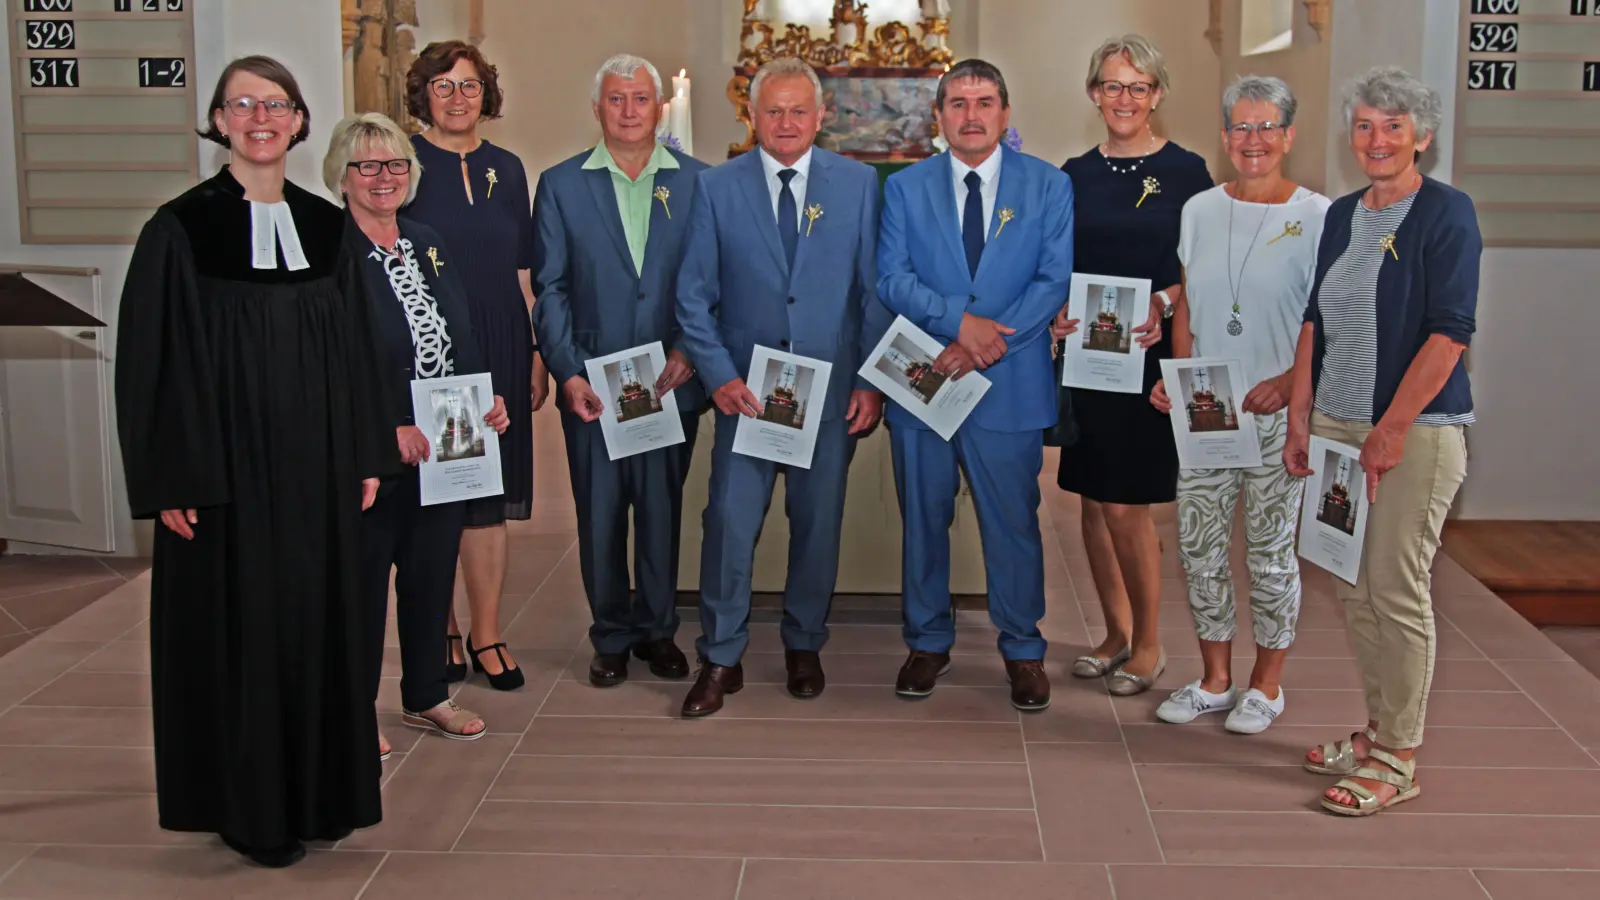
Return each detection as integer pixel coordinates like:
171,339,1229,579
878,59,1073,711
531,54,708,687
675,56,890,717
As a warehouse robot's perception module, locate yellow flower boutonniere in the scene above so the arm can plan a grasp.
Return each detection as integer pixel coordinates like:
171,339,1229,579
804,203,824,236
1137,176,1161,208
485,168,499,199
427,246,443,276
654,186,672,219
994,207,1016,238
1266,220,1304,245
1379,232,1399,260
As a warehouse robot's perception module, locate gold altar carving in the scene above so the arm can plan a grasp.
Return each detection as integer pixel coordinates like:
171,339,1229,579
729,0,955,156
342,0,422,132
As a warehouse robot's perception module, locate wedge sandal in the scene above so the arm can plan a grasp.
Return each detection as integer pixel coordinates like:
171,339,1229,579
1304,727,1377,776
401,700,487,741
1321,747,1420,817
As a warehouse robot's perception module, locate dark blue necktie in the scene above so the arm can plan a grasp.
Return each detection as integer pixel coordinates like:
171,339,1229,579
962,170,984,279
777,168,798,271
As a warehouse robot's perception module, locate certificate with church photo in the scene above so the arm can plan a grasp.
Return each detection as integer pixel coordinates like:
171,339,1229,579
1160,358,1262,469
410,373,504,506
859,315,991,441
733,345,832,470
1297,436,1370,585
584,341,686,461
1060,274,1150,394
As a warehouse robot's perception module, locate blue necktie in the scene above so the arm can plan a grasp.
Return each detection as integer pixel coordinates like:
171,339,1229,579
962,170,984,279
777,168,798,271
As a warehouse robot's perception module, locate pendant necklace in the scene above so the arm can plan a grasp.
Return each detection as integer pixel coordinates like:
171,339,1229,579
1225,182,1275,336
1101,130,1158,175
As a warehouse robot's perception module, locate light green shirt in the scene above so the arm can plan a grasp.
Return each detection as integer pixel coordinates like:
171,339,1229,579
581,140,679,274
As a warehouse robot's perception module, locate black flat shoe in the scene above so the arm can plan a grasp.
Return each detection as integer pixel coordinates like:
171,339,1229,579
467,633,524,691
221,835,306,868
444,634,468,683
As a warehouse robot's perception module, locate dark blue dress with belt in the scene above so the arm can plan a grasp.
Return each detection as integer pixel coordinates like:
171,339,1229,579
407,134,534,525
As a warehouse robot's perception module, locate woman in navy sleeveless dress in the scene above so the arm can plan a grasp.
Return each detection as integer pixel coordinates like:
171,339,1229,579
404,40,548,690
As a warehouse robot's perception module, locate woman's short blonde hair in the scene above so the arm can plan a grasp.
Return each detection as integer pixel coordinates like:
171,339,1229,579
323,112,422,205
1084,34,1171,95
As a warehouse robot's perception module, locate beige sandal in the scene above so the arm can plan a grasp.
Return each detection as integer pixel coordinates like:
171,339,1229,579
402,700,486,741
1071,646,1131,679
1321,747,1420,817
1304,727,1377,776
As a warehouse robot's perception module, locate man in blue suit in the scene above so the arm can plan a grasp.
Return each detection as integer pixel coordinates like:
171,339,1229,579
878,59,1073,711
531,54,709,687
675,56,890,717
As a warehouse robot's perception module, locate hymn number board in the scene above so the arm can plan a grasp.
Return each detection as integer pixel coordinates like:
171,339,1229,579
1455,0,1600,247
7,0,197,244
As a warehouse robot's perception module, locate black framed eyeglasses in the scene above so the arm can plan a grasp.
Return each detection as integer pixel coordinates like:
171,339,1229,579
1097,80,1154,99
430,77,484,98
347,159,412,176
223,96,296,117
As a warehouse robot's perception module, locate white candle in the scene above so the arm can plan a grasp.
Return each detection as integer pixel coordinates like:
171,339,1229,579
670,69,693,157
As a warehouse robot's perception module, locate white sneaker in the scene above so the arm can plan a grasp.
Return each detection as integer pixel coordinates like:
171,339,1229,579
1225,687,1285,734
1155,681,1237,724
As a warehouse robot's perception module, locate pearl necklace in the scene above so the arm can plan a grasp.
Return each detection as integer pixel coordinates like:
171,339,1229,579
1101,130,1159,174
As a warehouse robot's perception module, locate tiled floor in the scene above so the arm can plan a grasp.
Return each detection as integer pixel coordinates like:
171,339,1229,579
0,405,1596,898
0,553,148,658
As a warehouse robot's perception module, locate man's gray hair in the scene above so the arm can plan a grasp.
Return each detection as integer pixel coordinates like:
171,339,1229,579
1223,74,1298,126
749,56,823,110
591,53,663,105
323,112,422,206
1341,65,1443,139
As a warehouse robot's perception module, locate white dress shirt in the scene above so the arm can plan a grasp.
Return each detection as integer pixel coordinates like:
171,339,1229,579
759,145,812,231
950,147,1002,243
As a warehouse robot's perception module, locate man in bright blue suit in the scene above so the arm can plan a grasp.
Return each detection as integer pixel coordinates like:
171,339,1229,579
675,56,890,717
531,54,708,688
877,59,1073,711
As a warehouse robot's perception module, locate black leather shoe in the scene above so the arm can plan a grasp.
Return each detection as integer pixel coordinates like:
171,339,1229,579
785,650,825,699
682,662,743,717
895,650,951,698
633,639,690,679
222,835,306,868
589,652,630,687
1005,658,1051,711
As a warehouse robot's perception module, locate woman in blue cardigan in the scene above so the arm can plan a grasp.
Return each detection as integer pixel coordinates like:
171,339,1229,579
1284,66,1480,817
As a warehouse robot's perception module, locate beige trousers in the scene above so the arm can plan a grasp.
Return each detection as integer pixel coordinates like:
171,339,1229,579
1310,411,1467,750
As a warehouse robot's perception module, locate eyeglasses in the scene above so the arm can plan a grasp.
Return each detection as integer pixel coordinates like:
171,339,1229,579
430,77,484,98
1227,122,1286,140
347,159,412,176
1097,80,1154,99
222,96,296,117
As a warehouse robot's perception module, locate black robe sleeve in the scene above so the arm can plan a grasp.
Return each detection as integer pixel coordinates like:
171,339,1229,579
114,211,230,519
336,218,406,482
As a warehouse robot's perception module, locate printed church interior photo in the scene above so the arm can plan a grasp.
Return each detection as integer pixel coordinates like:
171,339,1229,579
0,0,1596,897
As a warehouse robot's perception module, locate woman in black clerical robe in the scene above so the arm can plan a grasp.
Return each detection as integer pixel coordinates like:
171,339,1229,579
113,56,398,868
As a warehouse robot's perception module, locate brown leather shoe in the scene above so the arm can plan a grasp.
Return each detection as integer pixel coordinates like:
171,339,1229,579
1005,659,1051,711
784,650,825,699
632,639,690,679
895,650,951,698
681,662,743,717
588,652,629,687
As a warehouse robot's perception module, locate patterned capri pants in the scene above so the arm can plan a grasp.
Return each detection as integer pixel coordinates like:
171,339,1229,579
1176,410,1304,650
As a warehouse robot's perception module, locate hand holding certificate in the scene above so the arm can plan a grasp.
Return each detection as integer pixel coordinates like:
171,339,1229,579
1297,436,1371,585
1159,358,1263,469
582,341,687,461
732,345,832,469
1059,273,1151,395
858,315,991,441
411,372,505,506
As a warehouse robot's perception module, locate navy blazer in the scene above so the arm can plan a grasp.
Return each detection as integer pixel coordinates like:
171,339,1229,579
1305,176,1480,423
531,145,709,413
675,146,890,421
349,213,490,429
877,145,1073,433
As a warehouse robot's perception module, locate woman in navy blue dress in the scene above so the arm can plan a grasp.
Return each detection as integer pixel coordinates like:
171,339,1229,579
404,40,548,690
1051,35,1213,698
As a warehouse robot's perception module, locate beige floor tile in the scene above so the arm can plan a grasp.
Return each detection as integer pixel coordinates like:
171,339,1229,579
362,852,742,900
739,860,1113,899
1120,722,1598,769
21,672,150,708
1496,660,1600,747
0,558,120,602
0,706,152,748
0,792,201,846
2,581,123,633
0,746,155,793
71,641,150,675
1030,742,1161,863
517,716,1025,762
0,845,383,899
1110,864,1487,900
1473,870,1600,900
537,678,1019,723
339,733,516,852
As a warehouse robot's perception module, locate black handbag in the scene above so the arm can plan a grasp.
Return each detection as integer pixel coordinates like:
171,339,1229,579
1042,341,1079,448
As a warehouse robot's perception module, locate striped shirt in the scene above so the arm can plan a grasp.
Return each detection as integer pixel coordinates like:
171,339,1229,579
1312,192,1474,427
